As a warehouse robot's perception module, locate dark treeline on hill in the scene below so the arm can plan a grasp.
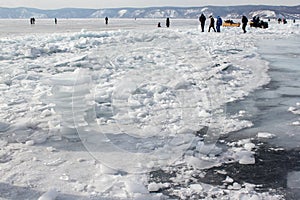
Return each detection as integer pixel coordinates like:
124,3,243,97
0,5,299,19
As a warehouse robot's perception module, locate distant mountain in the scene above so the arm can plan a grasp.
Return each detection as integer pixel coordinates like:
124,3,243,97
0,5,299,19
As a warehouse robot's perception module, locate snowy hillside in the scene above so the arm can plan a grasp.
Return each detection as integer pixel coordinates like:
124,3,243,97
0,5,299,19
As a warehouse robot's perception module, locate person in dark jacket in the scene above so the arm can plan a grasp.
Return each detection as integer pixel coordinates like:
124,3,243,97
216,16,222,32
105,17,108,25
199,13,206,32
208,15,216,32
242,15,248,33
166,18,170,28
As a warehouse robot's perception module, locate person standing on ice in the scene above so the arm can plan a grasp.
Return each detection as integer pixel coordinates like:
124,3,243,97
166,17,170,28
54,18,57,24
208,15,216,32
242,15,248,33
105,17,108,25
216,16,222,32
199,13,206,32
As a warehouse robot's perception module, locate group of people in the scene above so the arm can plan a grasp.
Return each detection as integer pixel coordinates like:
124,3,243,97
199,13,223,32
157,17,170,28
28,14,264,33
278,18,288,24
199,14,224,32
29,18,58,24
199,13,248,33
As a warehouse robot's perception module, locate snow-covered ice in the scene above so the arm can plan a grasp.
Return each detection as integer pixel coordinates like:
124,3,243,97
0,18,299,199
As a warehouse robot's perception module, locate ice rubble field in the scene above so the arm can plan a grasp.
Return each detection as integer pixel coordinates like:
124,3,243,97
0,19,299,199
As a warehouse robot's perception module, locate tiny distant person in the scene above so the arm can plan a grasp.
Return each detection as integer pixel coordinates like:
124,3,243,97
278,18,282,24
54,18,57,24
293,19,296,23
30,17,35,25
208,15,216,32
242,15,248,33
105,17,108,25
216,16,222,32
199,13,206,32
166,17,170,28
283,18,287,24
157,22,161,27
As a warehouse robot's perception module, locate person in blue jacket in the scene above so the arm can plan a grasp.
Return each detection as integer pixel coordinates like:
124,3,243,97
216,16,222,32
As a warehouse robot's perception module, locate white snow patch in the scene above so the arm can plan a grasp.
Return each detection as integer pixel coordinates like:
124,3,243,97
38,188,58,200
257,132,276,139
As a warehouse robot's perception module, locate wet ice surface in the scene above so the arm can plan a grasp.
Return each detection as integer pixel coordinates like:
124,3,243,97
227,36,300,148
224,36,300,199
0,18,299,199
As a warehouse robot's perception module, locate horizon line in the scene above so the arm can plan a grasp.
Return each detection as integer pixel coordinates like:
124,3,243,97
1,4,299,11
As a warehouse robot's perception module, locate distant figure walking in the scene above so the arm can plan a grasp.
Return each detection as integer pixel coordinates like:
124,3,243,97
166,18,170,28
54,18,57,24
208,16,216,32
30,17,35,25
293,19,296,23
157,22,161,27
199,13,206,32
216,16,222,32
242,15,248,33
105,17,108,25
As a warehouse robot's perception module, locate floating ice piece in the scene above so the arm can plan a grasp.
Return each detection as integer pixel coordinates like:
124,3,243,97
59,174,70,181
25,140,35,146
185,155,220,169
257,132,275,139
38,188,58,200
239,110,246,116
292,121,300,126
44,158,65,166
239,155,255,165
288,106,300,114
244,142,256,151
236,151,255,165
223,176,234,183
124,181,148,194
189,184,203,192
46,146,57,152
232,182,242,190
147,182,169,192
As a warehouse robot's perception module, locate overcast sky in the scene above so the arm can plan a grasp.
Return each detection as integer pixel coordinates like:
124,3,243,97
0,0,299,9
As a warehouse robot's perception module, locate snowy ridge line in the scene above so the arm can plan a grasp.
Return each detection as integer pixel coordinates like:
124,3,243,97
0,5,299,19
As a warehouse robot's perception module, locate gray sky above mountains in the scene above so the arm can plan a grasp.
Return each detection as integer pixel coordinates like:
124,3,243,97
0,0,299,9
